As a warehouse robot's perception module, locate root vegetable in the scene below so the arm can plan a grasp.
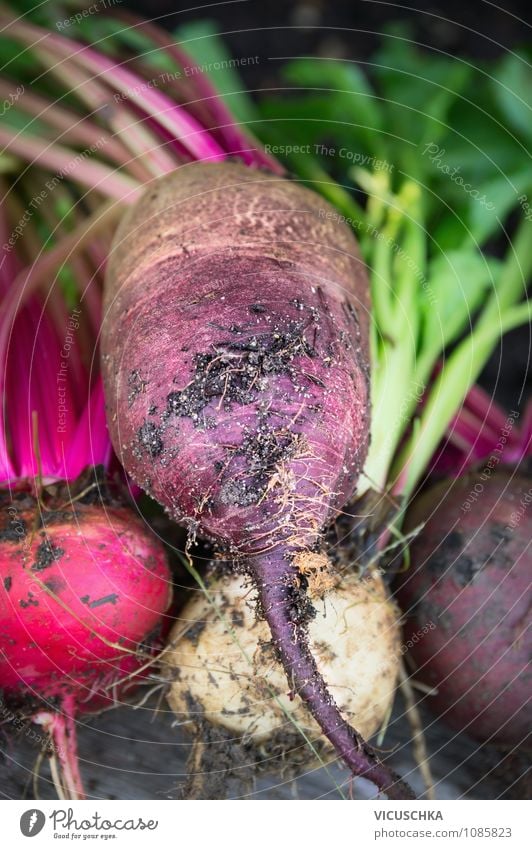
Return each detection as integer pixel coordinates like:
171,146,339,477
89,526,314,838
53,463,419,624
165,568,401,761
102,162,412,796
0,192,174,799
397,468,531,746
0,488,172,797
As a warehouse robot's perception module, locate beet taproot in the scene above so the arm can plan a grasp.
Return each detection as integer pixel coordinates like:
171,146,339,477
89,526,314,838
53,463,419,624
165,567,401,759
102,162,413,797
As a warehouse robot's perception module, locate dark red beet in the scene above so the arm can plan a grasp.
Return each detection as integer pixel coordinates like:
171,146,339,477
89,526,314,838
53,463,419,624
397,468,531,746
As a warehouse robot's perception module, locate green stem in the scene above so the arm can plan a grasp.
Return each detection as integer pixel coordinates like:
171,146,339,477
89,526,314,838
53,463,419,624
392,182,425,344
371,224,400,340
361,182,426,493
393,217,532,499
475,217,532,331
395,300,532,499
361,337,417,493
351,166,392,231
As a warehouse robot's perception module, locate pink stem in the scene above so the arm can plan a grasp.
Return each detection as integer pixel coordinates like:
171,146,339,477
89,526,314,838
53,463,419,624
463,384,514,434
30,42,177,178
447,407,504,454
520,402,532,458
119,12,283,172
33,703,85,800
0,197,22,481
0,204,120,479
65,376,111,478
4,17,226,163
0,78,149,181
0,126,140,201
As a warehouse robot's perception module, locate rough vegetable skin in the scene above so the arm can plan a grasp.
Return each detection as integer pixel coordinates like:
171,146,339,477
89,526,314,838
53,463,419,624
103,163,370,543
102,162,412,797
0,489,172,799
0,492,171,709
166,568,401,750
397,468,531,746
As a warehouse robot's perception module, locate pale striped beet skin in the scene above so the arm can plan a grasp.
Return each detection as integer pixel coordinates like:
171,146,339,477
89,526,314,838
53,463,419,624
102,163,414,798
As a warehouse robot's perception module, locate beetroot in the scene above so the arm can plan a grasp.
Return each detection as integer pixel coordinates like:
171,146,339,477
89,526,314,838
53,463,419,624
165,567,402,760
0,488,171,797
102,162,412,797
0,197,172,799
397,467,531,746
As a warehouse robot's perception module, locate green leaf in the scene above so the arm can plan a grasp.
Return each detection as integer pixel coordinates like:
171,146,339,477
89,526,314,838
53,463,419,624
423,249,503,349
431,215,471,254
174,20,258,125
54,195,76,229
468,169,532,244
0,36,39,81
375,28,466,124
0,153,20,173
258,91,393,186
62,15,176,74
418,63,472,148
57,264,79,310
3,0,63,28
258,95,336,146
2,108,49,136
492,51,532,141
439,97,527,180
372,26,478,174
283,59,384,136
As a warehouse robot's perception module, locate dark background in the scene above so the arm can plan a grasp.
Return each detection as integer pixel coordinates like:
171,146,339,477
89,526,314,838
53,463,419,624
126,0,531,66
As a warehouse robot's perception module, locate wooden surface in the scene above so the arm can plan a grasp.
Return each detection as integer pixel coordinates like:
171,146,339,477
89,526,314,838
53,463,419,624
0,690,524,800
